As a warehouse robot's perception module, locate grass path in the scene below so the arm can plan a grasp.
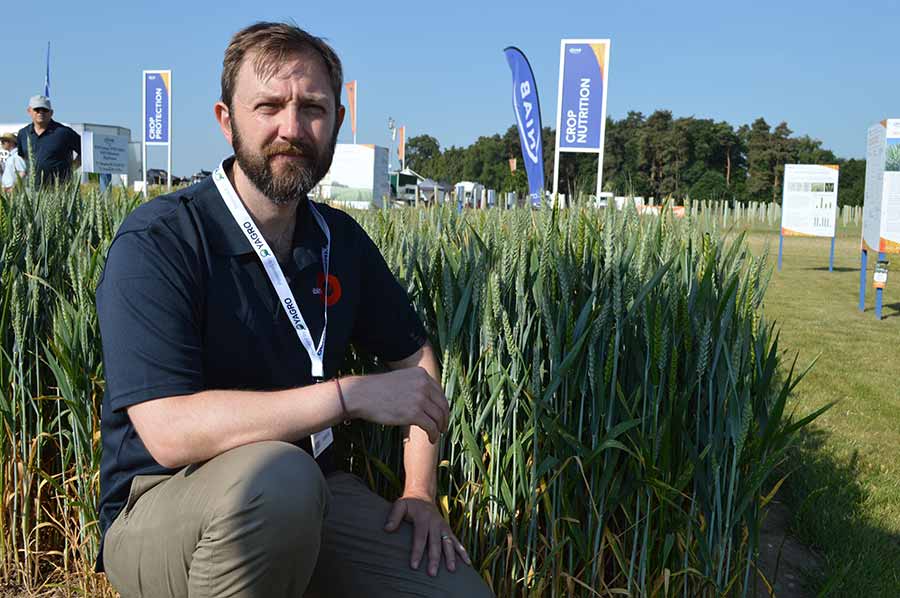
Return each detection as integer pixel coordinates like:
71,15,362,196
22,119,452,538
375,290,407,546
745,226,900,596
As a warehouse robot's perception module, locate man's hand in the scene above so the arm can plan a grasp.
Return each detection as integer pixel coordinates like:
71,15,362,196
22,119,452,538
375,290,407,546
384,491,471,576
341,368,449,443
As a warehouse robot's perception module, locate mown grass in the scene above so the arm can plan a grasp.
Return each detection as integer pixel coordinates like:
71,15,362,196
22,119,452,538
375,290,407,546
743,226,900,597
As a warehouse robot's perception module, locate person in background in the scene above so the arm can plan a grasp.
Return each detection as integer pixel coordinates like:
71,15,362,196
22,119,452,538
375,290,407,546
1,132,26,192
16,95,81,188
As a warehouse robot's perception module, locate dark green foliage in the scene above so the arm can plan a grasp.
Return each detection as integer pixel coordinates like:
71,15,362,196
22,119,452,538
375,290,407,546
690,171,729,202
408,111,857,206
837,158,866,206
343,204,826,596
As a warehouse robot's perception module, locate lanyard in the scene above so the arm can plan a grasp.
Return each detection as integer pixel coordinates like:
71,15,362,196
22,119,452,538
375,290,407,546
213,160,332,379
213,160,335,458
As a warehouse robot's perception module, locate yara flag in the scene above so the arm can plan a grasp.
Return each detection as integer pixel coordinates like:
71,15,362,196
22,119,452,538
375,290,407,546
504,47,545,206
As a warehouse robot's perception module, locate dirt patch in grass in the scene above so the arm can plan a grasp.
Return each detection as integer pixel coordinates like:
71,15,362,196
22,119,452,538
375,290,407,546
757,501,822,598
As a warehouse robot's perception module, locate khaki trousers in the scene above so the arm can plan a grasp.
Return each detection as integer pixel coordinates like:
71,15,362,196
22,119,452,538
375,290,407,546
103,441,493,598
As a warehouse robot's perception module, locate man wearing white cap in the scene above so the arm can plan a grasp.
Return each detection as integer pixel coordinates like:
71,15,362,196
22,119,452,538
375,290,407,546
16,95,81,187
1,133,26,192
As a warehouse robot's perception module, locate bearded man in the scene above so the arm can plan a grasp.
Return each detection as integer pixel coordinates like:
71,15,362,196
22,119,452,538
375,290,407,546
95,21,492,598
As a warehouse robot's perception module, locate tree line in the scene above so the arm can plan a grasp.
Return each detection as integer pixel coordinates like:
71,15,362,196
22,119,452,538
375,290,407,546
405,111,866,206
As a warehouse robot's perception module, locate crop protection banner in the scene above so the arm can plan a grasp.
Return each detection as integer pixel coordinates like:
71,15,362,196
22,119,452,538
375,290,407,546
143,71,171,145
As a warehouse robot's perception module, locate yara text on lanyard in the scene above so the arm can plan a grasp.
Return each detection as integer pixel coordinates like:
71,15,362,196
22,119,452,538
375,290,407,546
213,159,334,457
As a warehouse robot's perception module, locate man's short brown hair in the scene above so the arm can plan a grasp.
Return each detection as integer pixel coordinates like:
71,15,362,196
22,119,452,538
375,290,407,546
221,22,344,112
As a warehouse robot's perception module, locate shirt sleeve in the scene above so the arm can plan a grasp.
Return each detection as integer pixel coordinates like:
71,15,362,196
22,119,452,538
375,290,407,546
349,218,428,362
1,162,12,188
70,129,82,158
16,132,27,161
96,226,205,412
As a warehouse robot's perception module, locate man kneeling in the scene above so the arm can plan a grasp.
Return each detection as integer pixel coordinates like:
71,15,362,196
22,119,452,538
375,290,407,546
96,21,493,597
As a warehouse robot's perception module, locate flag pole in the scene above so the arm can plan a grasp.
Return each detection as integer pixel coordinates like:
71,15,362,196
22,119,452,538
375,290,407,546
44,42,51,97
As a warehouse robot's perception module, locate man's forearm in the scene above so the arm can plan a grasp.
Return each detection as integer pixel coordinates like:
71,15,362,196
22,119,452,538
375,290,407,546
389,342,443,499
403,426,439,498
129,341,448,474
128,383,346,469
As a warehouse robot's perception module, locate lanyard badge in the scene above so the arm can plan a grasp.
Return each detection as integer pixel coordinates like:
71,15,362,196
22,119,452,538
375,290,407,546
214,160,334,457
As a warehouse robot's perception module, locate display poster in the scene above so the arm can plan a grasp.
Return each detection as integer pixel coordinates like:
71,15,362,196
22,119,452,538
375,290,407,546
81,131,129,174
781,164,839,238
862,119,900,253
879,120,900,251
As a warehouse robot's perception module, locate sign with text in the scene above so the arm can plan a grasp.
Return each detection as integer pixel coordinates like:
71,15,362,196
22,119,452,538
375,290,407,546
873,260,889,289
552,39,610,198
81,131,129,174
781,164,839,238
504,46,545,206
143,70,171,145
862,119,900,253
556,40,609,151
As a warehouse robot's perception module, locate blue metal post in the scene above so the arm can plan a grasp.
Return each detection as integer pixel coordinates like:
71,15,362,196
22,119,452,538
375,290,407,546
99,173,111,193
778,231,784,271
876,252,886,320
859,249,867,311
829,237,836,272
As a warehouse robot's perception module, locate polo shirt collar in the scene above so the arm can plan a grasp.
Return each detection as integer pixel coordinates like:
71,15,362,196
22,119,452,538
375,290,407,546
196,156,324,266
27,120,59,137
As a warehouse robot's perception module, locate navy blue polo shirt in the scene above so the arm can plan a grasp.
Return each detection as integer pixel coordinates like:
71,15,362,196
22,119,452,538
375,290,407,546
17,120,81,186
94,158,427,570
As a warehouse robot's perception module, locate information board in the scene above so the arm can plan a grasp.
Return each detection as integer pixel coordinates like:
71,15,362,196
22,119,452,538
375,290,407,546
859,119,900,318
781,164,839,238
862,119,900,253
81,131,129,175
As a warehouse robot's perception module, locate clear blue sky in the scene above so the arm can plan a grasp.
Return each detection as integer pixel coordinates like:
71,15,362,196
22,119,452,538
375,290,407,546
2,0,896,176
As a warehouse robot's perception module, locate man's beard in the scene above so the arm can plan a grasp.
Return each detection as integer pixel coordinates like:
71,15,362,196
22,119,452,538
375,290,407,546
232,118,337,206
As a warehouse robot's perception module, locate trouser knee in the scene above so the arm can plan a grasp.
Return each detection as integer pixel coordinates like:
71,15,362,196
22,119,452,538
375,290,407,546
188,442,330,595
210,441,330,554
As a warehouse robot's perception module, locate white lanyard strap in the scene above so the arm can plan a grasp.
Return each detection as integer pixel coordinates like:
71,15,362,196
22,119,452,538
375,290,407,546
213,161,331,379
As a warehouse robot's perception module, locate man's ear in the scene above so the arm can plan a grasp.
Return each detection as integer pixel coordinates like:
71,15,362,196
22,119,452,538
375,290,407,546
214,101,233,147
335,104,346,136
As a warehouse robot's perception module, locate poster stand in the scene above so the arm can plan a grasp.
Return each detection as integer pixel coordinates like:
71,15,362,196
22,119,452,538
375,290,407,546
778,231,836,272
860,249,888,319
